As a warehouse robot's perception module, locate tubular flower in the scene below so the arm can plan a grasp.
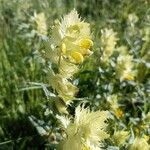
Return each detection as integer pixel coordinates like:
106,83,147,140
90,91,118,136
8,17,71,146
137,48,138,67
51,9,93,64
101,28,118,62
34,12,47,35
57,105,109,150
129,137,150,150
116,54,135,81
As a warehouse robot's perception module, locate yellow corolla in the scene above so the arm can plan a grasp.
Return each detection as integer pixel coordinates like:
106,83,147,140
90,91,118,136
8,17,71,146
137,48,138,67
79,38,93,49
71,51,84,64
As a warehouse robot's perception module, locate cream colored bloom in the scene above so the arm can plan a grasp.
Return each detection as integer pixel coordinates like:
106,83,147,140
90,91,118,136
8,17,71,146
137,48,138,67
116,54,135,81
59,60,79,79
51,9,93,64
48,70,78,104
101,28,118,62
58,105,109,150
129,137,150,150
113,131,129,146
34,12,47,35
116,46,128,55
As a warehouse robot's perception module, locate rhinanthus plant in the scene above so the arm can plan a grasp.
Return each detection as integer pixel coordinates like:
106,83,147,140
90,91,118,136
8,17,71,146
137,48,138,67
37,9,150,149
42,10,93,105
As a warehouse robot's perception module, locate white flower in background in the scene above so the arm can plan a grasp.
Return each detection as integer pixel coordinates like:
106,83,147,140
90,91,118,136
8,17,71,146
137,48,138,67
128,13,139,27
101,28,118,62
116,54,135,81
34,12,47,35
57,105,109,150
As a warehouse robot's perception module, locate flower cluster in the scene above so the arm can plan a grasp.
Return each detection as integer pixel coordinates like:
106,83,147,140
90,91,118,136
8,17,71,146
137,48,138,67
34,12,47,36
57,105,109,150
43,10,93,105
100,28,118,62
116,53,135,81
51,9,93,64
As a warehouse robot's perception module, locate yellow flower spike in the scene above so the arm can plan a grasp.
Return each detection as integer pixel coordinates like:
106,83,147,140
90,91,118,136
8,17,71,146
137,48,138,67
79,38,93,49
71,51,84,64
61,43,67,54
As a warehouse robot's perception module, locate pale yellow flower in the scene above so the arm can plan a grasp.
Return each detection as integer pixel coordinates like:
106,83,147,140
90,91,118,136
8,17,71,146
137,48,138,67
59,60,79,79
116,46,128,55
129,137,150,150
101,28,118,62
58,105,109,150
51,9,93,64
128,13,139,25
48,70,78,103
34,12,47,35
143,135,149,142
116,54,135,81
113,131,129,146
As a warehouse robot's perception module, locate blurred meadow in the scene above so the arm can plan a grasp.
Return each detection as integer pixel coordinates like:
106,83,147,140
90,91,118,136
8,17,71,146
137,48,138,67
0,0,150,149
